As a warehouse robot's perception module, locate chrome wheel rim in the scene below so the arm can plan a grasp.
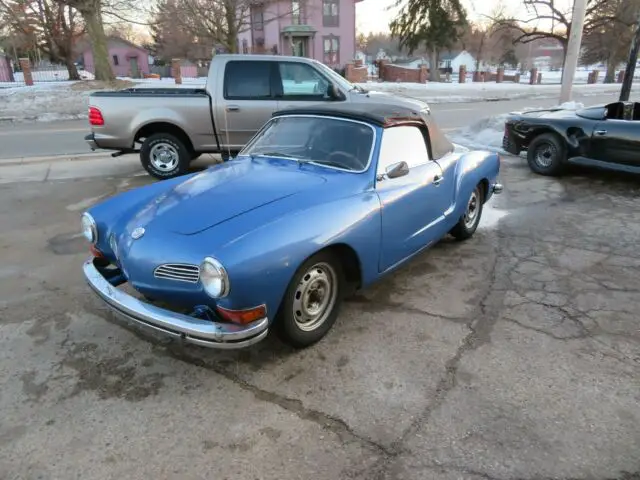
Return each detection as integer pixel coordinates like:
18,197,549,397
534,143,556,168
463,188,480,229
150,143,179,172
292,262,338,332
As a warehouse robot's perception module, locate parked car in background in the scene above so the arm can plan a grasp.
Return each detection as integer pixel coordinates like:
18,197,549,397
82,103,502,349
85,53,432,179
503,101,640,176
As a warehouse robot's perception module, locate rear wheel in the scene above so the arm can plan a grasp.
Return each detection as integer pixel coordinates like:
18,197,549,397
450,183,484,241
140,133,191,179
275,250,345,348
527,133,566,176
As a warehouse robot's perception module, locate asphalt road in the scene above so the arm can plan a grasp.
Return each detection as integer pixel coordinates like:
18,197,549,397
0,91,618,160
1,152,640,478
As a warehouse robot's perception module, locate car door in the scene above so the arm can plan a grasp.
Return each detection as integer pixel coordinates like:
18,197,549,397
274,61,336,111
216,60,280,150
588,108,640,166
375,125,448,272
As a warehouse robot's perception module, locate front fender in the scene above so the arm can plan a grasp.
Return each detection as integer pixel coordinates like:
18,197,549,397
202,191,382,321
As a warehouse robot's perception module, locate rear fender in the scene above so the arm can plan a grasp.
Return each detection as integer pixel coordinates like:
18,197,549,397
450,150,500,218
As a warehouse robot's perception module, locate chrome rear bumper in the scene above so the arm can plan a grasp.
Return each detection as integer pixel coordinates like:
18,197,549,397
492,182,504,194
83,258,269,349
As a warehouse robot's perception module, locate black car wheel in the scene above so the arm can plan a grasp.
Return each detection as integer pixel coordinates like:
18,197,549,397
527,133,566,176
450,183,484,241
140,133,191,180
275,250,345,348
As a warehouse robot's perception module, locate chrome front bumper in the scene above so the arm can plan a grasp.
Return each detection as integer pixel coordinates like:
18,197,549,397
83,258,269,349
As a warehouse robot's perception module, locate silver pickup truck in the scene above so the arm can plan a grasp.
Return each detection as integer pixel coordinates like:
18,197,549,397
85,53,432,179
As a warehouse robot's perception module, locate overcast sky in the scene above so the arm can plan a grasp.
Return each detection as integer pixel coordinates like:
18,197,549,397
355,0,575,34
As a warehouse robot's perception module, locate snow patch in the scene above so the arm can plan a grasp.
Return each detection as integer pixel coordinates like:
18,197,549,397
479,204,509,230
447,101,585,152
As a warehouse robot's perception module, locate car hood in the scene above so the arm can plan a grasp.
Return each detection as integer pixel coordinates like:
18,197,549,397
124,159,326,236
351,89,430,112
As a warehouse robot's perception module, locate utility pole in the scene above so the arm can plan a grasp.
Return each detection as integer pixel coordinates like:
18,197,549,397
559,0,588,104
619,11,640,101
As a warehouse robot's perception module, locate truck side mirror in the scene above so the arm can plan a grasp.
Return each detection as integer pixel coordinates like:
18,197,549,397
327,83,343,101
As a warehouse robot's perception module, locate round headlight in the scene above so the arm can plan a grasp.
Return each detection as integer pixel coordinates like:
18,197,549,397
200,257,230,298
81,213,97,244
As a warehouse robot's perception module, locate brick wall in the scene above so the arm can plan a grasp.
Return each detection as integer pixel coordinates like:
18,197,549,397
345,64,368,83
379,64,428,83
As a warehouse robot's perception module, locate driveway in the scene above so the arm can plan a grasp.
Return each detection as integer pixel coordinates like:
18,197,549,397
0,156,639,479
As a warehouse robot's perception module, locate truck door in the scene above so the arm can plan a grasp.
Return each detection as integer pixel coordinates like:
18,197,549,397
274,60,337,111
216,60,280,151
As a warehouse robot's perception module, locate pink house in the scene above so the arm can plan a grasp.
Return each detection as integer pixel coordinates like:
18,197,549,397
0,52,13,82
77,36,151,78
237,0,362,67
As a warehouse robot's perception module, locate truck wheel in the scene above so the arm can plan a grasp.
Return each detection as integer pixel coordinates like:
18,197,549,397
527,133,566,176
140,133,191,179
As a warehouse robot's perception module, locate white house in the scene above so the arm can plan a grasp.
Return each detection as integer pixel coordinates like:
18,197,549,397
438,50,478,71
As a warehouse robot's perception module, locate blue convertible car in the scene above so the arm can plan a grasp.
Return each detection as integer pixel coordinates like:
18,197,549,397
82,103,502,349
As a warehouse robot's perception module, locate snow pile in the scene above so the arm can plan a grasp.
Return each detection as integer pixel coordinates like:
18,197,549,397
448,102,585,152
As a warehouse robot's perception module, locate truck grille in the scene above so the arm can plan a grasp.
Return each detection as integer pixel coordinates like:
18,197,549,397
153,263,200,283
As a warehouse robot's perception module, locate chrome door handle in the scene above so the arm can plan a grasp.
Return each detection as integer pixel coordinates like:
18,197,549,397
434,175,443,185
595,129,607,135
226,105,240,112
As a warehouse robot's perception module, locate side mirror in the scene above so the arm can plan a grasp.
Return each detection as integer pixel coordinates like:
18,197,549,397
327,83,342,100
386,161,410,179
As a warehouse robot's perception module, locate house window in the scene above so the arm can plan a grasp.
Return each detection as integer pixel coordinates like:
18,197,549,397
323,0,339,27
112,55,119,66
291,0,301,25
252,6,264,30
323,36,339,65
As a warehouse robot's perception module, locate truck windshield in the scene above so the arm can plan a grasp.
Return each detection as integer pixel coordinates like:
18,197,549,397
240,115,375,172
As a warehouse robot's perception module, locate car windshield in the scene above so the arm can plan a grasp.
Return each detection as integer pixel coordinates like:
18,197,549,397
240,116,375,172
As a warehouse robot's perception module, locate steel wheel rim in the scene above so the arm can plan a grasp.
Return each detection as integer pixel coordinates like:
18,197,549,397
534,142,556,168
292,262,338,332
150,143,179,172
463,188,480,229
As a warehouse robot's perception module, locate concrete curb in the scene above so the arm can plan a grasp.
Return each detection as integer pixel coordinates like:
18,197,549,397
0,152,125,167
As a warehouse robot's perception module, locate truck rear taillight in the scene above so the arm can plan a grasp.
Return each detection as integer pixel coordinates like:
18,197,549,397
89,107,104,126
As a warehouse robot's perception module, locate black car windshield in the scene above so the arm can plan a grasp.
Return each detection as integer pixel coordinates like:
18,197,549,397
241,116,375,172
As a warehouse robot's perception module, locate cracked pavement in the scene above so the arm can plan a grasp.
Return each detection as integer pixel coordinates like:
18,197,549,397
0,157,639,479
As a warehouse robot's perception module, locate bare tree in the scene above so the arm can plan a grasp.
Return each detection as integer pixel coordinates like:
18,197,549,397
492,0,622,69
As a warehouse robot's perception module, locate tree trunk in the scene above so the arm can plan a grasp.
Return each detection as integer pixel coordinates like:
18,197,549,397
604,54,616,83
429,50,440,82
225,0,238,53
65,56,80,80
81,8,115,81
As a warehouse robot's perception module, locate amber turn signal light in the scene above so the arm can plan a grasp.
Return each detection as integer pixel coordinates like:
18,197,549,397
216,304,267,325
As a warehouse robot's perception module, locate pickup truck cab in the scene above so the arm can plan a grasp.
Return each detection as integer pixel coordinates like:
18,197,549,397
85,54,431,179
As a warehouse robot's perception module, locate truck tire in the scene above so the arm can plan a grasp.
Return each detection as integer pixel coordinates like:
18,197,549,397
140,133,191,180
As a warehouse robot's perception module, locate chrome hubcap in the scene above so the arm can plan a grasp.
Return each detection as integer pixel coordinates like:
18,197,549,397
292,262,338,332
534,143,556,168
463,189,480,229
150,143,179,172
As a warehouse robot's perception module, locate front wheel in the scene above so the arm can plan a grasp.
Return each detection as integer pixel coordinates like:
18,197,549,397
140,133,191,179
450,184,484,241
275,251,345,348
526,133,566,176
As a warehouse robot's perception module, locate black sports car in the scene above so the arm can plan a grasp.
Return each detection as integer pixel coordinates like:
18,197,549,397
503,101,640,176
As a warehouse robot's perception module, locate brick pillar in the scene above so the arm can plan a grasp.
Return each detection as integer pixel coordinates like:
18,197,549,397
496,67,504,83
473,70,481,82
617,70,625,83
419,64,428,83
19,58,33,86
345,63,355,82
529,68,538,85
459,65,466,83
354,58,363,67
587,71,594,84
171,58,182,85
537,72,542,84
514,73,521,83
592,70,600,83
